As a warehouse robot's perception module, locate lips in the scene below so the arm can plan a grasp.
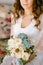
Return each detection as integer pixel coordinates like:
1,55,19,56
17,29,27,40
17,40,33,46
24,4,28,5
23,4,28,5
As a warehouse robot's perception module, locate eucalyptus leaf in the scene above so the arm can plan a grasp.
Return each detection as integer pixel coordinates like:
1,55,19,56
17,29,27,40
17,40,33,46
18,33,28,40
18,33,32,48
22,39,31,48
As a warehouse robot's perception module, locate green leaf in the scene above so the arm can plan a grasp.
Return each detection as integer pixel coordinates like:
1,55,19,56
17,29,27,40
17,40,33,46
3,44,8,49
18,33,28,40
19,58,26,65
2,44,11,55
22,38,31,48
29,45,34,50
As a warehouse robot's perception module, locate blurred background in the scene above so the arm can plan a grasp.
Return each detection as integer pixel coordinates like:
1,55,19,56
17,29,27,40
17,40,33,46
0,0,15,4
0,0,14,63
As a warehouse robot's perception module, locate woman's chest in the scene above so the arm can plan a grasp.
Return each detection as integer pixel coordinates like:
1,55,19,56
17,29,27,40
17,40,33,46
21,16,34,28
13,23,39,38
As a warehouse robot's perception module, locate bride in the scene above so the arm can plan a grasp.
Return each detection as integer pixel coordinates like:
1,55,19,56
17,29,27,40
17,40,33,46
1,0,43,65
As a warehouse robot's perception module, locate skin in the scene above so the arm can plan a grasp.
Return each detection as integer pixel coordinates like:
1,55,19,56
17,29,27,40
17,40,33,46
20,0,34,15
20,0,34,28
20,0,33,11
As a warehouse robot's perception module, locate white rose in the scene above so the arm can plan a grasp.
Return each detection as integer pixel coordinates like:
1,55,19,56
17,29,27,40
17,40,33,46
14,38,22,44
11,47,23,58
15,48,23,58
15,52,22,58
19,44,26,51
10,47,23,58
8,38,15,48
22,52,30,61
8,46,13,50
14,38,22,48
10,48,16,56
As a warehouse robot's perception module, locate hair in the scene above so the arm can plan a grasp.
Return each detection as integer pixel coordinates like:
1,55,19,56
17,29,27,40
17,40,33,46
13,0,42,29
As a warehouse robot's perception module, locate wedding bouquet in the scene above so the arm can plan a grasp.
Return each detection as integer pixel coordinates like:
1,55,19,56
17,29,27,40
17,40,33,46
2,33,36,65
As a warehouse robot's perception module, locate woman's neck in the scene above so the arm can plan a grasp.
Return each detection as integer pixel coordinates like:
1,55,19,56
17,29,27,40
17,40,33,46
24,7,33,16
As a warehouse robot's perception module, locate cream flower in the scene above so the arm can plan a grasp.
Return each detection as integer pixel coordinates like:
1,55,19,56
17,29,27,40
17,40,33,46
8,38,15,48
22,52,30,61
19,44,25,51
14,38,22,44
11,48,15,56
14,38,22,48
8,46,13,50
11,47,24,58
15,48,23,58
